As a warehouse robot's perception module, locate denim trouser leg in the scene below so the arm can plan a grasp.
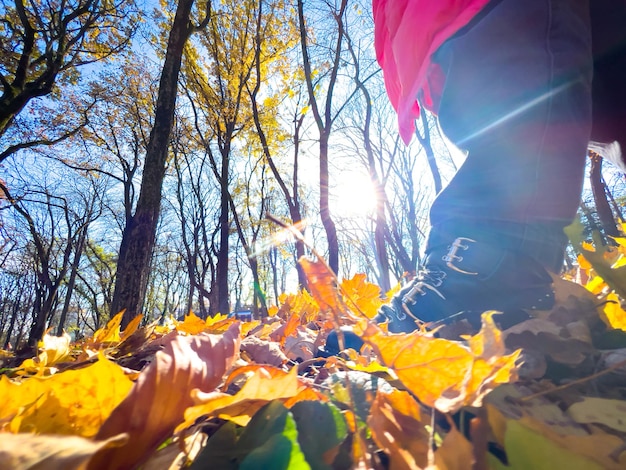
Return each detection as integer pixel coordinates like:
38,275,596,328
426,0,592,273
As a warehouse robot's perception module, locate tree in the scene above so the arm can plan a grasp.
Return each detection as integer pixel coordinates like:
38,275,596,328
296,0,350,275
0,172,101,346
181,0,294,315
110,0,207,328
0,0,138,147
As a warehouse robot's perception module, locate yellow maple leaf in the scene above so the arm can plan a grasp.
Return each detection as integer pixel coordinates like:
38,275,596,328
1,352,133,437
277,289,319,323
17,332,72,376
89,311,125,346
361,317,519,413
602,293,626,331
340,273,384,319
175,311,208,335
180,366,301,429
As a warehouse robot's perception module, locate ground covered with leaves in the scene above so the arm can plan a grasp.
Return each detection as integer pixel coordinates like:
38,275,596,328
2,229,626,469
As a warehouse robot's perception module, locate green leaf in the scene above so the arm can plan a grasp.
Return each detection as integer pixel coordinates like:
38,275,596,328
291,401,348,470
191,402,311,469
189,421,240,470
501,420,604,470
239,402,310,470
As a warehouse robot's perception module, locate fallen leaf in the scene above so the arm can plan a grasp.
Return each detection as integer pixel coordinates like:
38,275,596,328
299,257,343,315
89,311,125,347
362,322,518,413
340,274,383,319
603,293,626,331
176,311,209,335
17,332,72,376
1,352,133,437
367,391,430,469
181,366,300,429
434,425,475,470
0,433,127,470
90,323,241,470
240,336,288,366
567,397,626,433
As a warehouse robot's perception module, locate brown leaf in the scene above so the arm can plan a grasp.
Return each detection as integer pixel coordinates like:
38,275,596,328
240,335,288,366
90,323,241,470
434,425,475,470
0,433,126,470
367,390,430,469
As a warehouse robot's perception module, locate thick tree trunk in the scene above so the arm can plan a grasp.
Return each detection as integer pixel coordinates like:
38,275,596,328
110,0,194,328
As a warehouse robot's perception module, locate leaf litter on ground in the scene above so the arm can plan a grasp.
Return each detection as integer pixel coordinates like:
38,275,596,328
1,225,626,468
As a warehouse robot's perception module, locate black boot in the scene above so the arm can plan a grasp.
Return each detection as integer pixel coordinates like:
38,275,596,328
377,237,555,333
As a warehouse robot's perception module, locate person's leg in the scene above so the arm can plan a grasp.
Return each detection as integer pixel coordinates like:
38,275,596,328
379,0,592,332
429,0,592,272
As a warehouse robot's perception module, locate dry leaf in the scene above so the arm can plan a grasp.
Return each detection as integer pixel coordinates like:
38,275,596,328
299,257,343,314
90,323,241,470
180,366,301,428
240,336,288,366
362,320,518,413
1,352,133,437
367,391,430,469
434,426,475,470
340,273,384,319
0,433,127,470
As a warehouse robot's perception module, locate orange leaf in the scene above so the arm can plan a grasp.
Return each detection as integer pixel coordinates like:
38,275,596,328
277,290,320,323
175,311,208,335
367,391,430,470
180,366,301,428
120,314,143,342
340,273,384,319
362,320,519,413
90,323,241,470
280,313,301,346
299,257,343,314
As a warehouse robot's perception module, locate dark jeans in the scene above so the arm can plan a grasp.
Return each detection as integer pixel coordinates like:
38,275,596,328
426,0,593,272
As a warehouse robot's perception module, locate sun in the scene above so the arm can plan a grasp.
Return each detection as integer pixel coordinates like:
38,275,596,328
332,171,378,218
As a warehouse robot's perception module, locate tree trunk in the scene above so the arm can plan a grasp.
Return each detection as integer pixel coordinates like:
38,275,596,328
589,151,621,240
215,147,231,316
416,108,442,195
110,0,195,328
57,228,87,335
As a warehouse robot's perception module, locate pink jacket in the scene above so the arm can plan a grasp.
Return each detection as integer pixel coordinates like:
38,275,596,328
373,0,490,144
